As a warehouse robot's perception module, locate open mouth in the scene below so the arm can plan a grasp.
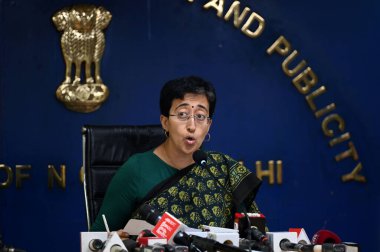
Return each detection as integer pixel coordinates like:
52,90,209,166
185,136,196,144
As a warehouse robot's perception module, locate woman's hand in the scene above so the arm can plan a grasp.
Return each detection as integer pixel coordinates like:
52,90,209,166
117,229,130,239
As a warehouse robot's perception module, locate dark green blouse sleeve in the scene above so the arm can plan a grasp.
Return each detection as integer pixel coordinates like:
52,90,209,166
90,158,139,231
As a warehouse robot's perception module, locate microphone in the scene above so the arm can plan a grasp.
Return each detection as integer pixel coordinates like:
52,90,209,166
139,204,186,244
138,229,155,238
279,239,347,252
249,226,269,246
311,230,359,252
174,231,246,252
137,229,165,246
88,238,105,251
172,230,203,252
154,243,175,252
279,239,315,252
109,244,128,252
140,204,234,252
312,244,346,252
154,243,189,252
191,235,247,252
141,244,166,252
239,238,272,252
172,245,189,252
101,232,128,252
140,204,162,225
192,150,207,167
123,239,137,252
312,230,341,245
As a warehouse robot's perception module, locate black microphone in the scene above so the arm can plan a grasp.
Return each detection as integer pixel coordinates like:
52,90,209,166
139,204,193,246
153,243,190,252
174,231,248,252
141,244,166,252
137,229,156,241
139,204,162,225
192,150,227,192
192,150,207,167
279,239,315,252
154,243,175,252
110,244,128,252
318,243,346,252
311,230,356,251
191,235,247,252
172,230,203,252
251,226,270,246
140,204,251,252
123,239,137,252
139,205,202,252
239,238,272,252
155,243,189,252
88,238,105,251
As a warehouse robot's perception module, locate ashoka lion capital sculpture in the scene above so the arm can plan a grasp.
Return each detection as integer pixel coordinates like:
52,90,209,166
53,4,112,113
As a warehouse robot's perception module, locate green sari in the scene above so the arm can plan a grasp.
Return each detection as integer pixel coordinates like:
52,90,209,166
131,151,262,229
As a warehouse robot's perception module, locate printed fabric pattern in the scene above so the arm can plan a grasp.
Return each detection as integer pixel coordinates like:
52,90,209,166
131,151,261,228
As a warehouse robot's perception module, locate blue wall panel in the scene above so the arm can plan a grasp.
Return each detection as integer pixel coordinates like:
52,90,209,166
0,0,379,251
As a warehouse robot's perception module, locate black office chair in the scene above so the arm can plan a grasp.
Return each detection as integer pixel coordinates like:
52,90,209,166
82,125,166,230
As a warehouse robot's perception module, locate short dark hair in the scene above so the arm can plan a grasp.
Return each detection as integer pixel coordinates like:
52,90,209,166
160,76,216,118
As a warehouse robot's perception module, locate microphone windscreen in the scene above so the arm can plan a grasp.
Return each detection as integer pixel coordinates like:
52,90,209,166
123,239,137,251
88,238,104,251
192,150,207,165
312,229,342,244
172,231,191,246
138,229,155,239
139,204,161,225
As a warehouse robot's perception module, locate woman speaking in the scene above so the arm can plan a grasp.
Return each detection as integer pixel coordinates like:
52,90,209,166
91,76,262,232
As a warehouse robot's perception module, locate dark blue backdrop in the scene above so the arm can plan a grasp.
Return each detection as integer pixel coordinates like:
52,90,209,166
0,0,379,251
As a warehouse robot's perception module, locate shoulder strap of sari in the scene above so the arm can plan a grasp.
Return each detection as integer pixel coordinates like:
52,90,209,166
208,152,262,208
234,172,262,207
136,163,196,207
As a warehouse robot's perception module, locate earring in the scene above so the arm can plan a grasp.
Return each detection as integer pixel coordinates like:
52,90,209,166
204,133,211,142
163,129,169,138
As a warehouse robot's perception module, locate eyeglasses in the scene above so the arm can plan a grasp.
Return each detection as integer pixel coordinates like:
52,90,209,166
169,112,210,124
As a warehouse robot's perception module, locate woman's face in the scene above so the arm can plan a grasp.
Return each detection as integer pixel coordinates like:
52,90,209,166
161,93,212,156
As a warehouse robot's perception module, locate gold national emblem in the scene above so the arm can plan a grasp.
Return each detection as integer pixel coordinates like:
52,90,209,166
52,5,112,112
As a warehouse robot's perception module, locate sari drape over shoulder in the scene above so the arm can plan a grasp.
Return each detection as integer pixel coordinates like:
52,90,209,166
131,151,262,229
